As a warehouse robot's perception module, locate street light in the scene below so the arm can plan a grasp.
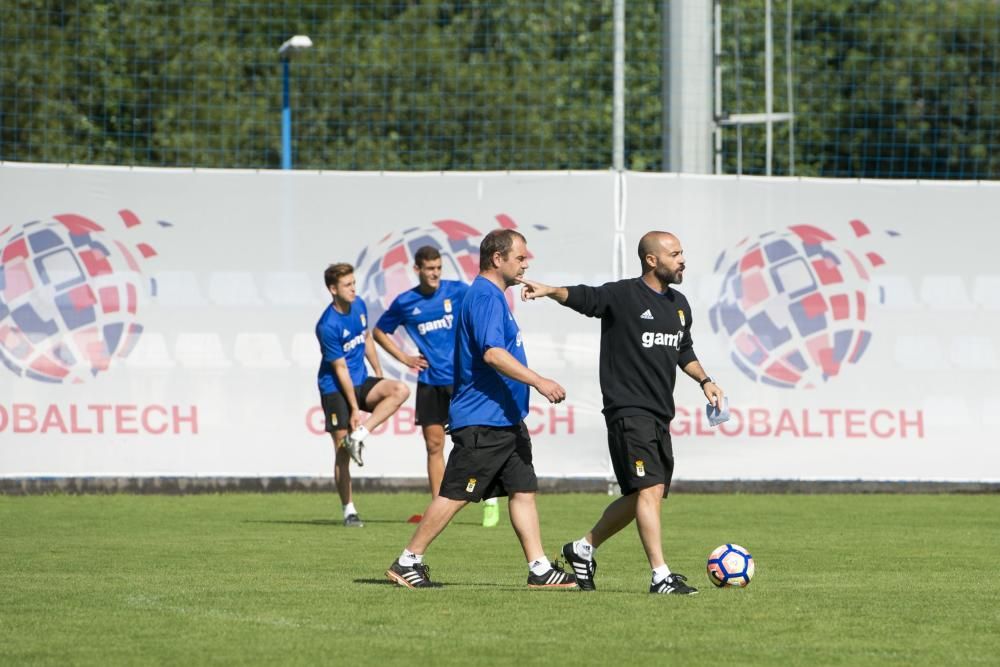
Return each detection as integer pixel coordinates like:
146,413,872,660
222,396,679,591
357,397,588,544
278,35,313,170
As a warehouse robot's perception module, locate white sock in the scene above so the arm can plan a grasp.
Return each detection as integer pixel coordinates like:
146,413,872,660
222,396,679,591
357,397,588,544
349,425,370,443
484,497,498,506
529,557,552,576
343,502,357,518
398,549,423,567
573,537,594,561
651,564,671,584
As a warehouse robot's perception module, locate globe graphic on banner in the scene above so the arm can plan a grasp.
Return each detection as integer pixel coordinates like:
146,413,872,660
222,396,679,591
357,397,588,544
0,211,157,384
708,222,893,389
355,216,534,382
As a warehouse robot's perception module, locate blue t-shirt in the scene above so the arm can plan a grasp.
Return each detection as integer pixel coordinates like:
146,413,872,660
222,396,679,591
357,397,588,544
449,276,529,429
375,280,469,386
316,299,369,395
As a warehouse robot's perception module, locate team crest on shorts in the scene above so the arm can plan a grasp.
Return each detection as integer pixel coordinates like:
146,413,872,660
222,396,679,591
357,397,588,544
330,414,338,427
444,298,452,313
466,478,477,493
677,310,685,327
635,460,646,477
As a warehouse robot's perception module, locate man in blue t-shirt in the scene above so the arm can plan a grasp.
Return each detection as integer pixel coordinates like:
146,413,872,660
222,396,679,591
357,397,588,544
374,246,501,528
316,262,410,527
385,229,576,590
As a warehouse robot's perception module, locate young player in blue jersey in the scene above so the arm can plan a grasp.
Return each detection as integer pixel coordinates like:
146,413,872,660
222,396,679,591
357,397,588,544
385,229,576,589
316,263,410,527
373,245,501,527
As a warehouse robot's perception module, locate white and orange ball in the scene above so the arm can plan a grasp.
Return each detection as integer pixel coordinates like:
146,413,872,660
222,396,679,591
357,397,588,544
707,543,755,588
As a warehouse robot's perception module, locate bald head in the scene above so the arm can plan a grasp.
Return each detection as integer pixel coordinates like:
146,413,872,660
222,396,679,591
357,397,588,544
638,232,679,269
638,231,686,287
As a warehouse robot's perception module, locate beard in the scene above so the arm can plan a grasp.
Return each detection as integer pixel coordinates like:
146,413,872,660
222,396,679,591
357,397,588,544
656,266,683,285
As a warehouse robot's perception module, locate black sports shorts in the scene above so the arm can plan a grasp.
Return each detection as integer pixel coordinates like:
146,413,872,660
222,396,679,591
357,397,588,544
439,421,537,502
320,377,383,433
607,414,674,497
415,382,452,426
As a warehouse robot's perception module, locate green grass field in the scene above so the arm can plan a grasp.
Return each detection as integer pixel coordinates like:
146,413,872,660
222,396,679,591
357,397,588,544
3,492,998,666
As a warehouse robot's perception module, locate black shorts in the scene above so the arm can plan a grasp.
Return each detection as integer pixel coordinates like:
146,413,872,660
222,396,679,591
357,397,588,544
415,383,452,426
608,414,674,497
320,377,383,433
439,422,538,502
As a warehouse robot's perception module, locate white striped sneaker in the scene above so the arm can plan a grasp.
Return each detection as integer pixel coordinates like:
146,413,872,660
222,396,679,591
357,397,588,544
386,561,434,589
649,573,698,595
561,542,597,591
526,560,578,589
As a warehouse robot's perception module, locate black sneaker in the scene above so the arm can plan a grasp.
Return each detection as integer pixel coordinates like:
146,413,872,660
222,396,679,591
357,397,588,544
527,560,578,589
649,572,698,595
386,561,434,589
339,434,364,466
343,513,364,528
561,542,597,592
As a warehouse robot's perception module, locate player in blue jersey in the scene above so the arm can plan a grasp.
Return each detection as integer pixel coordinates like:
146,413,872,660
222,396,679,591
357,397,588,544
373,245,501,527
385,229,576,589
316,263,410,527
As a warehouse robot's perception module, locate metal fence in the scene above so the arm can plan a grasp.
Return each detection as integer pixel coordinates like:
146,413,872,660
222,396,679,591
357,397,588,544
1,1,998,178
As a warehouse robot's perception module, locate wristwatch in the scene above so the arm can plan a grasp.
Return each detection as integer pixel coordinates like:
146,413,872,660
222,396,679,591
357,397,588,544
699,377,713,388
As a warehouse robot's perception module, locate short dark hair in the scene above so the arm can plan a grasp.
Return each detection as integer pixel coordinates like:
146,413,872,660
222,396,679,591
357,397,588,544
479,229,526,270
414,245,442,267
324,263,354,288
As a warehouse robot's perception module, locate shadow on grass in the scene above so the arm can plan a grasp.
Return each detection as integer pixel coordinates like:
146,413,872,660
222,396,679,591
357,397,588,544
354,578,511,590
244,519,491,527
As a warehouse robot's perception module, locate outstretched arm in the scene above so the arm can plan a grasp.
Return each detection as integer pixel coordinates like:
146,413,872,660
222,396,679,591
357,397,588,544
517,277,568,304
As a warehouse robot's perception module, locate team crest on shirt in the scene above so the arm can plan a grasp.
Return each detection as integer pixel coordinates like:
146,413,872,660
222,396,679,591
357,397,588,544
444,298,452,313
466,478,477,493
361,314,367,326
635,460,646,477
678,310,685,327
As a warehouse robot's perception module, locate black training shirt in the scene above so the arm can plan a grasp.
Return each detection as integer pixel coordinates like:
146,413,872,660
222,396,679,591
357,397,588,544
564,278,698,424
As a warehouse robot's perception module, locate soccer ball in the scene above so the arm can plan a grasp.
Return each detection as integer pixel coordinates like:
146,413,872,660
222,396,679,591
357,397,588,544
706,543,755,588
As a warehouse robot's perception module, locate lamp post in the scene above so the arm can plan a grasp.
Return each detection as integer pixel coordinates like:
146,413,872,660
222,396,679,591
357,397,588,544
278,35,313,170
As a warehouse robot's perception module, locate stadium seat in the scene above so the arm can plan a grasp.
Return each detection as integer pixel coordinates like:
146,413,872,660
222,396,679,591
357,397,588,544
919,274,973,310
893,335,950,370
971,275,1000,310
153,271,207,307
869,274,918,310
948,335,998,370
121,332,175,369
207,271,263,306
291,332,319,369
233,333,291,369
262,272,325,307
174,333,232,368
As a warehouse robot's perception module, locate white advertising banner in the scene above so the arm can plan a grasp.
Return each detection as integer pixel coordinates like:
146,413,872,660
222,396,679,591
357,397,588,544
625,173,1000,481
0,164,613,479
1,163,997,481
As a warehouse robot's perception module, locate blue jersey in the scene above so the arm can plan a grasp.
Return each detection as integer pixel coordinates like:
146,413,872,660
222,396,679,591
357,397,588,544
449,276,529,429
375,280,468,386
316,299,369,395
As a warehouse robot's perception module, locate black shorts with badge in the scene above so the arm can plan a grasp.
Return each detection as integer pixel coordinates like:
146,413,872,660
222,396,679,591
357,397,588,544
415,382,452,426
320,377,383,433
439,422,538,502
608,414,674,497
